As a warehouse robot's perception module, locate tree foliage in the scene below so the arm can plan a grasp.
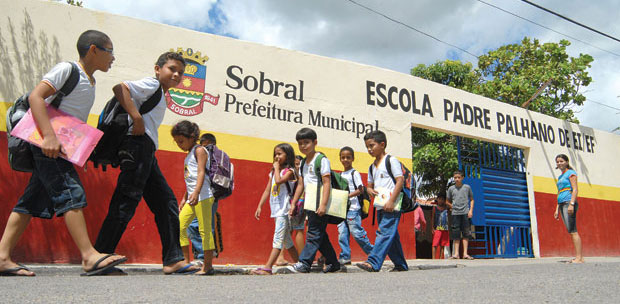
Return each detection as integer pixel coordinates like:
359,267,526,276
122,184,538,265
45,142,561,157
410,37,593,198
477,38,592,123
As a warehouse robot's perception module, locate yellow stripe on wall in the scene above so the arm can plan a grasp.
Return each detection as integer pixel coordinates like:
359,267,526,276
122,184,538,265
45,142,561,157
0,101,411,174
533,175,620,202
158,124,412,173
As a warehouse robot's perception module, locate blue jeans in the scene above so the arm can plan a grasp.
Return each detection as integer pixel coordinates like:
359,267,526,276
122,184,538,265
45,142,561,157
13,145,87,219
337,209,374,260
94,136,184,266
188,200,218,259
298,211,338,267
367,210,408,271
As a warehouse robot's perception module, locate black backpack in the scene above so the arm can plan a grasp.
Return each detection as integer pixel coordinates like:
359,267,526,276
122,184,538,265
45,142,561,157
350,169,371,219
5,62,80,172
89,85,162,170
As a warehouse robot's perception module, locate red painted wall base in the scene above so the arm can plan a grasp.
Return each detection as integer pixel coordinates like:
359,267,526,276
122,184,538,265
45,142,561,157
0,134,416,265
535,192,620,257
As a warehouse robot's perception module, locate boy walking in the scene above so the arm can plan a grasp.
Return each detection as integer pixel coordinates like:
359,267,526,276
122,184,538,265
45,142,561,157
447,170,474,259
286,128,340,273
0,30,126,276
94,52,198,274
337,146,373,265
356,130,408,272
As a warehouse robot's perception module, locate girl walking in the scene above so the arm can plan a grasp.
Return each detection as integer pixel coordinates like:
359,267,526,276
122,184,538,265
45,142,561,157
172,120,216,275
252,144,300,275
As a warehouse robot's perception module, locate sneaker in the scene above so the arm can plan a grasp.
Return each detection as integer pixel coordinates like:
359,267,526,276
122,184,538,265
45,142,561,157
322,263,341,273
284,262,310,274
338,258,351,265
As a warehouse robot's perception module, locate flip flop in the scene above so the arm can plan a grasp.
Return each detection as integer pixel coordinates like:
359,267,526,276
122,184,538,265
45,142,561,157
250,267,273,275
0,264,35,277
355,262,377,272
101,267,128,276
275,261,289,266
166,263,199,275
81,254,127,276
463,256,475,260
449,256,459,260
196,268,216,276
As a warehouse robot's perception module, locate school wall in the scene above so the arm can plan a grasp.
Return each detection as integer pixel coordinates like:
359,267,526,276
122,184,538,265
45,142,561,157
0,0,618,264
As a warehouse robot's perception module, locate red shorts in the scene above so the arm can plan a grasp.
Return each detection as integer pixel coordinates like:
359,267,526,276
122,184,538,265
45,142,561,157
432,230,450,246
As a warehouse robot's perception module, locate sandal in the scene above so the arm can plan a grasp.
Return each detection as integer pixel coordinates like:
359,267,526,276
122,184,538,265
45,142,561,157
463,255,474,260
250,267,273,275
355,262,377,272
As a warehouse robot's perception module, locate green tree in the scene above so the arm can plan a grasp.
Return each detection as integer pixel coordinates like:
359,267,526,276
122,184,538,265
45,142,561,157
477,38,593,123
410,37,593,197
410,60,477,197
67,0,83,7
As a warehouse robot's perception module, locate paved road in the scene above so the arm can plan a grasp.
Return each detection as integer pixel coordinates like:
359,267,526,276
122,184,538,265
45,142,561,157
1,257,619,303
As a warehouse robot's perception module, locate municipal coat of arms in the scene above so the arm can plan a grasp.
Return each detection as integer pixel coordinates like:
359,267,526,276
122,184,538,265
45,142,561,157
166,48,219,116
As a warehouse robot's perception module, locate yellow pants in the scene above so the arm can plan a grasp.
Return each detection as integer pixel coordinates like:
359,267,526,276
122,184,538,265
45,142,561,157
179,197,215,251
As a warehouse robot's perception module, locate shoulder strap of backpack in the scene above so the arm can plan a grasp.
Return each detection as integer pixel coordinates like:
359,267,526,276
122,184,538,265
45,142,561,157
192,145,210,169
384,155,397,184
138,85,163,115
50,62,80,108
350,169,358,190
281,168,293,196
313,152,325,210
314,152,325,184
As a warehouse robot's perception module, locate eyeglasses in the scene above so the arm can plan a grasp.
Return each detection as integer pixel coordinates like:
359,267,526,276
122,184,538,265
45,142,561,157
95,45,114,56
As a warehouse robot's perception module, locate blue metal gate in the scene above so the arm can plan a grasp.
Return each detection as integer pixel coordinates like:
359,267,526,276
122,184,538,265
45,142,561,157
457,137,534,258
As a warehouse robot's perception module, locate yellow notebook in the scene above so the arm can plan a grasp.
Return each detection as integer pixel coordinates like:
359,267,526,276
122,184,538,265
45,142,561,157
304,183,349,219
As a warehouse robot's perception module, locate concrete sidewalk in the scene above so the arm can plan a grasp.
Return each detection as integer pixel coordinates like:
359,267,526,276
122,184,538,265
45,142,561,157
23,256,620,275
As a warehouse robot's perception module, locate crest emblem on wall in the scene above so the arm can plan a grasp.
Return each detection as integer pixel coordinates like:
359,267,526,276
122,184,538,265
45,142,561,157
166,48,219,116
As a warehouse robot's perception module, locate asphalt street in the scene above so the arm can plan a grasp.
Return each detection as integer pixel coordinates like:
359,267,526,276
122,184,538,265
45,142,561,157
1,257,619,303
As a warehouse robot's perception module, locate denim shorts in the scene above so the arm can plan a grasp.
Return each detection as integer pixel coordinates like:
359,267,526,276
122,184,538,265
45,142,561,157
450,214,472,240
559,201,578,233
13,145,87,219
289,212,306,231
273,216,294,249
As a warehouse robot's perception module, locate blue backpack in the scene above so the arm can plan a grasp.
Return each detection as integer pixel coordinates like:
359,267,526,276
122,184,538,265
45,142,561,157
369,155,418,213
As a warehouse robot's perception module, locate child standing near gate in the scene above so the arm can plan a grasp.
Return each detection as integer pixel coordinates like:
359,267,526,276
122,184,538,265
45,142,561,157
252,143,300,275
172,120,216,275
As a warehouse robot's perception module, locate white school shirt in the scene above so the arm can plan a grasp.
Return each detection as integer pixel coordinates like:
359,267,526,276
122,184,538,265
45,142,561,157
341,169,363,211
42,62,96,122
184,145,213,201
268,168,295,217
368,154,403,210
122,77,166,149
301,153,331,189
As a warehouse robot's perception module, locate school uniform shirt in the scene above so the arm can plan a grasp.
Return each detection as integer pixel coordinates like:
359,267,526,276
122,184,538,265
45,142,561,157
301,153,331,189
269,168,295,217
42,61,96,122
122,77,166,149
184,145,213,201
341,169,363,211
368,154,403,210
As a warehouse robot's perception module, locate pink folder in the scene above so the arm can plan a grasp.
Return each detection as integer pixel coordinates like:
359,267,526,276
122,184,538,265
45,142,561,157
10,106,103,167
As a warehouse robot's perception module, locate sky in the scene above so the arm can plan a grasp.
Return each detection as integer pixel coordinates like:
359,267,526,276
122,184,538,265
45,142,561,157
82,0,620,134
